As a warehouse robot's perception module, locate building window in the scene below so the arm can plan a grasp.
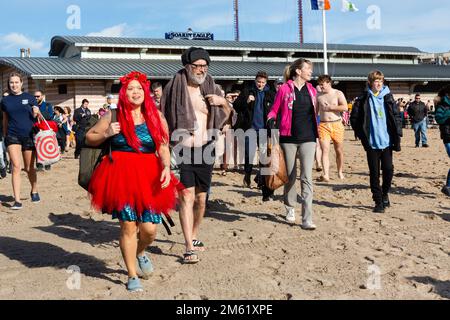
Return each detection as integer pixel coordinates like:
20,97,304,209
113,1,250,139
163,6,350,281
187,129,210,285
58,84,68,95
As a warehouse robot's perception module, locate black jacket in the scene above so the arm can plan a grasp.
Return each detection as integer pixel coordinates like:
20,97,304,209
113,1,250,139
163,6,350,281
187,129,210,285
407,101,428,123
350,91,403,152
233,86,275,130
73,107,92,132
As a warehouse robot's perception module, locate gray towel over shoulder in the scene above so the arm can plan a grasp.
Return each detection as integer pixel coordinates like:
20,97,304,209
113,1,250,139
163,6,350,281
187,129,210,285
160,69,229,135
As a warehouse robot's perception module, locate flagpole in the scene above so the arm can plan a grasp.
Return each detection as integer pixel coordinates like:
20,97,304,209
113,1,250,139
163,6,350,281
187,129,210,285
322,8,328,74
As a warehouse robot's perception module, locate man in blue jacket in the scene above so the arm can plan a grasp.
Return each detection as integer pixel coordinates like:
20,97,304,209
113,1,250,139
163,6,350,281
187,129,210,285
350,70,403,213
34,90,54,171
233,71,276,201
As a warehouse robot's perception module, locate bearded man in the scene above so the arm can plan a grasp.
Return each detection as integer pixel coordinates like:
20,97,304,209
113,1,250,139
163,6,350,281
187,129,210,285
160,47,232,264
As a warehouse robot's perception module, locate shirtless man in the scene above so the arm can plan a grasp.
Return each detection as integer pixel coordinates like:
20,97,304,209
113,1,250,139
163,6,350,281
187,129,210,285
317,75,348,181
161,47,232,264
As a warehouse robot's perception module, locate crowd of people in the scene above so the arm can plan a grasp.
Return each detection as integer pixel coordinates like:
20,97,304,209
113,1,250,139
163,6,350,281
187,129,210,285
1,47,449,292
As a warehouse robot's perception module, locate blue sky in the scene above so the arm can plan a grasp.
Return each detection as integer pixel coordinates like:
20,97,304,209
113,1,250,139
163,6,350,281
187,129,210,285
0,0,449,57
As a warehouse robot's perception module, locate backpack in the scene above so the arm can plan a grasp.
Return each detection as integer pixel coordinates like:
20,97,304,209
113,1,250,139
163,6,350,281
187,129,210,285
40,102,54,121
78,109,117,191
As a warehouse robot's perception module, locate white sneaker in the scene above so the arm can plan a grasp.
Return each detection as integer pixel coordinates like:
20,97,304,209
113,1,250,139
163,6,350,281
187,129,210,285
285,206,296,223
301,222,317,231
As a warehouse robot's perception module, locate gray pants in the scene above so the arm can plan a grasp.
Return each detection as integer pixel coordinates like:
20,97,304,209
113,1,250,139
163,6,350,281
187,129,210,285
281,142,316,225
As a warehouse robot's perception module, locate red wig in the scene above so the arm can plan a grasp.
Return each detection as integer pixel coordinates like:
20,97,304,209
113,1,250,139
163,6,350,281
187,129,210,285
117,71,168,152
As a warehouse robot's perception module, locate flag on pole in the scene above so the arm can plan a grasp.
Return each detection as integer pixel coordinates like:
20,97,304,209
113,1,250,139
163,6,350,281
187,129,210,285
341,0,359,12
310,0,331,10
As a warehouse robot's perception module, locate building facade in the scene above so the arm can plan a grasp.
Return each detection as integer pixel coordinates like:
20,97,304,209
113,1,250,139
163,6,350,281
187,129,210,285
1,36,449,112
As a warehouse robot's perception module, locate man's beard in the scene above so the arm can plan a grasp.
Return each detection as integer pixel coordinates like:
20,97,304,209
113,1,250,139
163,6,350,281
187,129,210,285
186,68,207,86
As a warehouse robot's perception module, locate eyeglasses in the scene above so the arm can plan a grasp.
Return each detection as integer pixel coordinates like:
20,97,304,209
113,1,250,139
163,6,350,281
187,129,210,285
190,63,208,70
34,96,41,98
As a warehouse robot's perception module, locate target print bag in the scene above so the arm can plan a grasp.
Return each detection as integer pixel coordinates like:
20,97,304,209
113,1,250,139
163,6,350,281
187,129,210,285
34,118,61,166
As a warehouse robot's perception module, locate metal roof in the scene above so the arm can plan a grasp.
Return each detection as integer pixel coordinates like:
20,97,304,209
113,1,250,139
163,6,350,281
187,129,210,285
1,57,449,81
49,36,423,57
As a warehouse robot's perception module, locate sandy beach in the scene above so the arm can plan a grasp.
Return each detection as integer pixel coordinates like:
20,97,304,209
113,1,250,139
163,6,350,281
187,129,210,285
0,129,448,300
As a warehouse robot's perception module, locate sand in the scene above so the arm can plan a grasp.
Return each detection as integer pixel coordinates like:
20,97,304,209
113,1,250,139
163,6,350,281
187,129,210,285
0,129,448,300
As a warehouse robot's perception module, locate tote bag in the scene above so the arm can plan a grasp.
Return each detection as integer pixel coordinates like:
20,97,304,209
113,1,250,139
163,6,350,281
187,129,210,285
34,118,61,166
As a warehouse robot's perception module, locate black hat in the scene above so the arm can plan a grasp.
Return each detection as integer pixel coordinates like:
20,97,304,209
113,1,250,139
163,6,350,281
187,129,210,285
181,47,211,66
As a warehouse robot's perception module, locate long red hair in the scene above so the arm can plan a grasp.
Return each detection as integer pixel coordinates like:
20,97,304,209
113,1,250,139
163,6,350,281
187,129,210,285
117,71,168,152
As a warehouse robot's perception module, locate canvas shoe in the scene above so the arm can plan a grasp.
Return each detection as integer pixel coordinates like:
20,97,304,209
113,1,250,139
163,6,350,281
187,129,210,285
127,277,143,292
285,206,296,223
11,202,23,210
31,193,41,203
136,254,153,279
301,222,317,231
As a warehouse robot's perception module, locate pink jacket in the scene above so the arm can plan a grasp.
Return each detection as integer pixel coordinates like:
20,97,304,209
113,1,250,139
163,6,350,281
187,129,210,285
267,80,318,137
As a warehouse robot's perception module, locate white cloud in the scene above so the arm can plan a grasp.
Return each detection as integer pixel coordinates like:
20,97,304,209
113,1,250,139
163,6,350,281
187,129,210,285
0,33,44,50
86,23,128,37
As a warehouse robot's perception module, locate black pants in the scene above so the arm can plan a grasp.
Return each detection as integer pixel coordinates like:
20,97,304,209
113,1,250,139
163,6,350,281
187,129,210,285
57,128,66,153
75,130,85,157
366,148,394,203
244,135,274,198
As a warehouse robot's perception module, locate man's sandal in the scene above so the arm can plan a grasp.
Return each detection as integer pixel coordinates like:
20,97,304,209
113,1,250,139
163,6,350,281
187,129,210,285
183,250,199,264
192,239,206,252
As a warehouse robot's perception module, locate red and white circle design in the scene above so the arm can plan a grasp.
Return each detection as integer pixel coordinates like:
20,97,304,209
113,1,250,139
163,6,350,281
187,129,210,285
35,133,60,163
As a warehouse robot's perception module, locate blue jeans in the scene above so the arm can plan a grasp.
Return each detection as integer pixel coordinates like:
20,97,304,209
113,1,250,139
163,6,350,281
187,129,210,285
412,119,428,146
445,143,450,187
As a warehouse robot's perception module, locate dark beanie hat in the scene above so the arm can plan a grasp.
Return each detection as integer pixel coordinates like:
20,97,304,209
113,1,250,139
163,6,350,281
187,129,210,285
181,47,211,66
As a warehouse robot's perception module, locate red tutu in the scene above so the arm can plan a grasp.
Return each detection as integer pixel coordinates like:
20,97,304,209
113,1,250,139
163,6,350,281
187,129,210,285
88,151,183,217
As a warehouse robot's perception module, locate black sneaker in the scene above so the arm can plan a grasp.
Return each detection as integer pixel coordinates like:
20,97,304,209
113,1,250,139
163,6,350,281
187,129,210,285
0,167,6,178
11,202,23,210
44,165,51,171
373,202,385,213
442,186,450,197
30,193,41,203
422,144,429,148
382,195,390,208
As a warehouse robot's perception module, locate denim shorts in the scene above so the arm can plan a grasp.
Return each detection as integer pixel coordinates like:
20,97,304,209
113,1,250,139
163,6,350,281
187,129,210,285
4,135,35,151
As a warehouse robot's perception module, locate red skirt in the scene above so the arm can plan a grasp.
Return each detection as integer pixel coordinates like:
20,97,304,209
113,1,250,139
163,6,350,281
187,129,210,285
88,151,183,217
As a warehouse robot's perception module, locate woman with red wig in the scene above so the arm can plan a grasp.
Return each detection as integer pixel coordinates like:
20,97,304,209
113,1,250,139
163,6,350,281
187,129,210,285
86,71,182,292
